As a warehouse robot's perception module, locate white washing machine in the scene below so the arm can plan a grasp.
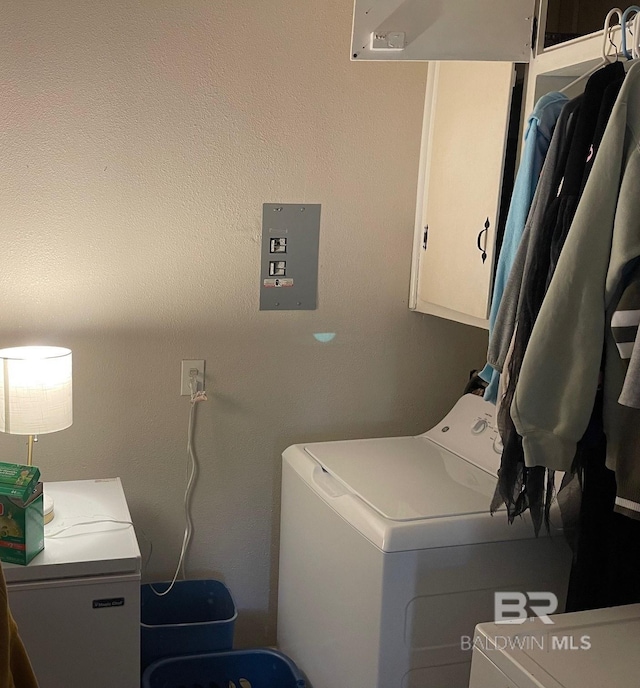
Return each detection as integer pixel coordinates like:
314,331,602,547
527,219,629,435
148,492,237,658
277,394,572,688
469,603,640,688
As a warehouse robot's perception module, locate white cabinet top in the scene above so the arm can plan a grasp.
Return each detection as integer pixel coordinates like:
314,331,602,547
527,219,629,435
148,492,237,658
351,0,536,62
4,478,141,584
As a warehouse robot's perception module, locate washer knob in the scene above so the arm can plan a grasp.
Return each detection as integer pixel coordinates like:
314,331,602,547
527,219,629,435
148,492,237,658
471,418,489,435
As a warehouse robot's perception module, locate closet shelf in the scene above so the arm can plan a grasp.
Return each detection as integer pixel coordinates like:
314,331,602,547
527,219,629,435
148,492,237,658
535,25,627,75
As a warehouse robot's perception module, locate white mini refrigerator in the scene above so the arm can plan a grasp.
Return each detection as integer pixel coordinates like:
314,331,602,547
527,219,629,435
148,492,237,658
3,478,141,688
277,395,572,688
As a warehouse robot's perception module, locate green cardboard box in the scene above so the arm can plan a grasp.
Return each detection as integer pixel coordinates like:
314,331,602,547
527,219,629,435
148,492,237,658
0,482,44,565
0,462,40,502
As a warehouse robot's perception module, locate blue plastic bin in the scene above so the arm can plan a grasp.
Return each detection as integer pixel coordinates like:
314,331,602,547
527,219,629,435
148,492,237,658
142,649,306,688
140,580,237,671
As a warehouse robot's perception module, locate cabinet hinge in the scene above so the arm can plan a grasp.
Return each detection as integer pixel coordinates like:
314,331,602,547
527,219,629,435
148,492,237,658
422,225,428,250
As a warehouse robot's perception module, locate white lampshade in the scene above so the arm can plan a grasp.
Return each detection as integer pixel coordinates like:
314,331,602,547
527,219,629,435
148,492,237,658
0,346,73,436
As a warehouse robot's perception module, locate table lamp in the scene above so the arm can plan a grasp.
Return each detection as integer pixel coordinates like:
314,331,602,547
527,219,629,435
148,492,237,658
0,346,73,523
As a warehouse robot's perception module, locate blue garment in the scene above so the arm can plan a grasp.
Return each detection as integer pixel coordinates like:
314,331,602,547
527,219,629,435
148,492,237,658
479,92,568,402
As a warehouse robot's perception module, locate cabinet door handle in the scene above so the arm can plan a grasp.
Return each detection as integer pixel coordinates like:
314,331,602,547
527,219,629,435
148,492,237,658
422,225,428,250
476,218,490,264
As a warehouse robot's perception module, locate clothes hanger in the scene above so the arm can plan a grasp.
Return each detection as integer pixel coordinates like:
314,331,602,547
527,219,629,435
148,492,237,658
620,6,640,58
559,8,623,94
633,10,640,58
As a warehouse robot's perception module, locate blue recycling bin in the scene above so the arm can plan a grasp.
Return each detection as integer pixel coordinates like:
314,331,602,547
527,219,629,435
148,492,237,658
140,579,237,671
142,648,306,688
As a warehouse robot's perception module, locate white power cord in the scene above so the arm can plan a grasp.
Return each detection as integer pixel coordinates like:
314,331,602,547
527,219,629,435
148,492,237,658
149,371,207,596
46,518,154,573
46,518,134,538
44,373,207,597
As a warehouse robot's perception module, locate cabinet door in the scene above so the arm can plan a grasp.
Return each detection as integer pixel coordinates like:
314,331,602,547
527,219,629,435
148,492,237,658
8,574,140,688
351,0,536,62
415,61,515,326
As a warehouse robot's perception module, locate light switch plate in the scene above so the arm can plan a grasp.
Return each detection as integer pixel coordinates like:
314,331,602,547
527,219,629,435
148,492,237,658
260,203,321,311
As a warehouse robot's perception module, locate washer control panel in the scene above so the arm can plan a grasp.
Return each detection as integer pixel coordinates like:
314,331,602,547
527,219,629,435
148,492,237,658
421,394,503,476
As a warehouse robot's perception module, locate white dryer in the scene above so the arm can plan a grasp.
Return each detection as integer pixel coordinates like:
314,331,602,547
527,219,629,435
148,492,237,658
277,394,572,688
469,603,640,688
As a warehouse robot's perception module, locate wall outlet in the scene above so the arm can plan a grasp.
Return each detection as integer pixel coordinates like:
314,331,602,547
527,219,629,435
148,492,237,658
181,360,205,396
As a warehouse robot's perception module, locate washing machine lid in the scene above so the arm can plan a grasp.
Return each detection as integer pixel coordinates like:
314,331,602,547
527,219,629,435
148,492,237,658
304,436,497,522
303,393,502,523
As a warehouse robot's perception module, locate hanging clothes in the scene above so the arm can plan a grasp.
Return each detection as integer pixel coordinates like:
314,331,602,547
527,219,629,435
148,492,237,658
547,72,626,282
563,389,612,612
479,92,568,403
487,96,582,396
615,278,640,409
493,60,626,532
510,61,640,520
563,377,640,614
485,95,583,533
606,260,640,519
484,95,582,532
561,387,640,612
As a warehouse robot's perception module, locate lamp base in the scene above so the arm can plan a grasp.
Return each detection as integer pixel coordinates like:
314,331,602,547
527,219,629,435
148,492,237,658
43,491,55,524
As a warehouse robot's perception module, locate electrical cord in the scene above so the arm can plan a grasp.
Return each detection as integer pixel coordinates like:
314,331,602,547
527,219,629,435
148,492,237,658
45,518,134,538
149,372,207,596
45,518,154,573
43,373,207,597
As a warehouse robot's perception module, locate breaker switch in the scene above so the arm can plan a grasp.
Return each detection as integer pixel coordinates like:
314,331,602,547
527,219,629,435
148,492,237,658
269,261,286,276
270,237,287,253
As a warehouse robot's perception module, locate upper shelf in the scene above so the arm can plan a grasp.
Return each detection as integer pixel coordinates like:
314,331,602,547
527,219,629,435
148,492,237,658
351,0,536,62
350,1,633,66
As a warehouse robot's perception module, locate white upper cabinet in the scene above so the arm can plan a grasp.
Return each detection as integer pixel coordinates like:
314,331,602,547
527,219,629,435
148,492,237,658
351,0,536,62
413,61,517,328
